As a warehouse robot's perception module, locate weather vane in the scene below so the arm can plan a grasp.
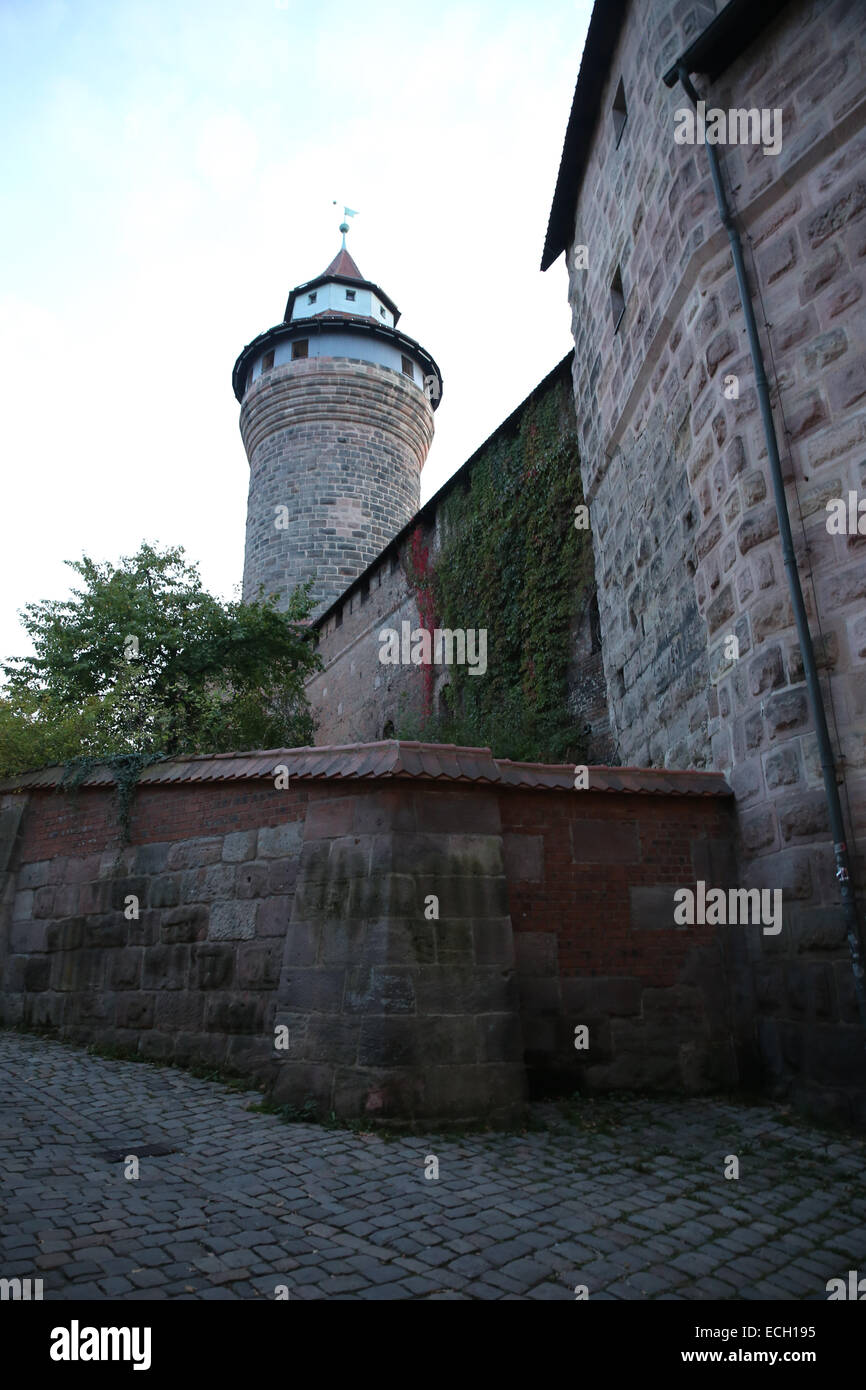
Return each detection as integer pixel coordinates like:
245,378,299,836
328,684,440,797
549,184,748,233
332,202,358,250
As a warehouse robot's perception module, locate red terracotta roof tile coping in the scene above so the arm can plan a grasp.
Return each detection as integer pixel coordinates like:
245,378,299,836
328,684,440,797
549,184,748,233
0,742,732,797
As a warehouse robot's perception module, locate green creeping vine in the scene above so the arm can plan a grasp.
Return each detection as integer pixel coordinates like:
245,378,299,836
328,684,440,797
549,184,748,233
400,371,594,764
60,752,167,845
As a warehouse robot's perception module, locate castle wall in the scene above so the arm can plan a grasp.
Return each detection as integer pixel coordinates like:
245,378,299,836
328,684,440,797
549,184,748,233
308,355,613,759
241,356,433,616
563,0,866,1118
0,752,744,1123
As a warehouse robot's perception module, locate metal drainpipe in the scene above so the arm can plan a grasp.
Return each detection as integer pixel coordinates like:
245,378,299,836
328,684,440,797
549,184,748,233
675,64,866,1035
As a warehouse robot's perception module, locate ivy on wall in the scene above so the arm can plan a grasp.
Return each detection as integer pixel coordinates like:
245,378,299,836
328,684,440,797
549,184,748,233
400,367,595,764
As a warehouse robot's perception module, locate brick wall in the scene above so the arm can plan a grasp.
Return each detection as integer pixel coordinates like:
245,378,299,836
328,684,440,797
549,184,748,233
561,0,866,1119
241,357,433,616
500,784,738,1098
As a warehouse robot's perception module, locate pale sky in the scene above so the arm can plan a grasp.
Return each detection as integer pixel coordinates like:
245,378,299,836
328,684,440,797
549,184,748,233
0,0,593,665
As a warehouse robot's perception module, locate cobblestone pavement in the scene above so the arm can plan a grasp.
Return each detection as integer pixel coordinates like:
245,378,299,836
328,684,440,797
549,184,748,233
1,1032,865,1301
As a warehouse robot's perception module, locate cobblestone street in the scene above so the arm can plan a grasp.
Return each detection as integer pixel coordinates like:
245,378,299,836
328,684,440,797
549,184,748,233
1,1031,864,1301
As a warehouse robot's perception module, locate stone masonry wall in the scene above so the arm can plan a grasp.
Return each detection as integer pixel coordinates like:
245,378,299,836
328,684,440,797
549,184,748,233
241,357,433,616
563,0,866,1121
0,753,747,1122
308,355,610,757
0,772,526,1127
501,784,739,1100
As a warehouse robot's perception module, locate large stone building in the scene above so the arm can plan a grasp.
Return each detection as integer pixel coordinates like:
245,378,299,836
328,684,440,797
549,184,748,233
542,0,866,1120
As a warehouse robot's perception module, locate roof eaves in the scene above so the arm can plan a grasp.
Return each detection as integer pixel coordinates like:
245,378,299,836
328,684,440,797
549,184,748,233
541,0,630,272
662,0,792,88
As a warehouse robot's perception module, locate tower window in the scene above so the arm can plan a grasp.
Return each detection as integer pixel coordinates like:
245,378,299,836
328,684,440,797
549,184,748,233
345,289,356,301
261,349,275,372
379,306,386,317
612,77,627,147
308,292,317,304
610,265,625,332
292,339,309,360
401,356,414,380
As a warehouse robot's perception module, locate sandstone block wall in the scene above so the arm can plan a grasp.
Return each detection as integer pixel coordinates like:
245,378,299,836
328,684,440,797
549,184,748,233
308,355,611,756
241,357,433,616
0,750,748,1123
272,783,526,1125
563,0,866,1118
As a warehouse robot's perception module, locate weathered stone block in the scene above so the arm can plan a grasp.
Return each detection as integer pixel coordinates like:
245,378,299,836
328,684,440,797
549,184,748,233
205,994,265,1035
161,905,208,944
190,944,235,990
778,791,830,841
222,830,257,863
280,968,347,1013
257,822,304,859
106,949,142,990
181,865,236,904
629,884,683,929
513,931,558,977
115,995,154,1029
167,837,223,870
141,945,190,991
208,900,257,941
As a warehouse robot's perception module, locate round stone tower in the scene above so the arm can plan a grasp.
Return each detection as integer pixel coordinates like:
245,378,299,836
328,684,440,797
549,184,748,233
232,235,443,616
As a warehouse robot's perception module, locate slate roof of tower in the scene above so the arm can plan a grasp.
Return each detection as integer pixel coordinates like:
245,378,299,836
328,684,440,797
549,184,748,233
322,247,365,281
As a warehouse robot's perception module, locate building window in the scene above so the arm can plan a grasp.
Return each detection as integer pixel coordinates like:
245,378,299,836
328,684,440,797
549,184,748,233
292,339,309,360
335,606,343,629
359,577,370,603
379,306,386,317
261,349,275,371
308,291,317,304
383,720,395,739
610,265,625,332
401,355,414,379
345,289,356,301
612,77,627,147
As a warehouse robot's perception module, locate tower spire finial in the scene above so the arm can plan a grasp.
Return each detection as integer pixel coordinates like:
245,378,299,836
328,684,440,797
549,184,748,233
333,201,358,250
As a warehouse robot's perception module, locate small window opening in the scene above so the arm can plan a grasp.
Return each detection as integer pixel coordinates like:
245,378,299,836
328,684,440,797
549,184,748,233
610,265,625,332
261,349,275,372
308,292,317,304
292,339,309,360
359,577,370,603
379,306,386,317
345,289,356,301
589,593,602,654
612,77,627,147
383,720,395,739
335,606,343,629
401,355,414,379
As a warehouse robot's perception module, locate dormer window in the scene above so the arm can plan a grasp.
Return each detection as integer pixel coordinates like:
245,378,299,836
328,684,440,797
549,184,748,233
379,306,385,318
308,292,317,304
345,290,356,302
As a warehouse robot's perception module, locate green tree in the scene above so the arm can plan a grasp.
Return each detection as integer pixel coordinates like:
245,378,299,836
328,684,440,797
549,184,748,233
0,543,321,777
